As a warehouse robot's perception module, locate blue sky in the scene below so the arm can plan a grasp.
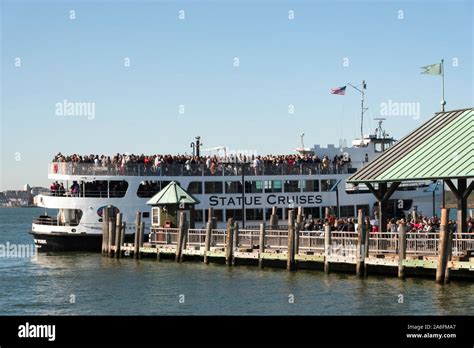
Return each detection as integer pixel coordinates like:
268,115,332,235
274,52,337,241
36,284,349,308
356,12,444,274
1,0,472,189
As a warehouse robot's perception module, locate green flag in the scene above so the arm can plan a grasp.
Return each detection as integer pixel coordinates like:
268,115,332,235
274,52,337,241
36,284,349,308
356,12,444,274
420,63,442,75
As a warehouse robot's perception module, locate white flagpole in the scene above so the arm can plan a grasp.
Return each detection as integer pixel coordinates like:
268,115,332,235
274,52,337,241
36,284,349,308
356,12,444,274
441,59,446,112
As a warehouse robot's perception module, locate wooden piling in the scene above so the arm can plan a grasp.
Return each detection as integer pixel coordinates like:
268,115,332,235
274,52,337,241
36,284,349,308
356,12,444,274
258,223,266,269
287,210,296,271
269,206,279,229
114,222,121,259
444,228,453,284
114,213,123,259
225,218,234,265
208,208,217,229
139,221,145,260
324,224,331,274
101,207,110,255
108,216,115,257
133,212,142,259
119,222,126,258
295,207,303,255
204,221,212,264
397,221,407,279
356,209,365,277
363,219,369,277
232,222,239,265
175,212,187,262
436,208,450,284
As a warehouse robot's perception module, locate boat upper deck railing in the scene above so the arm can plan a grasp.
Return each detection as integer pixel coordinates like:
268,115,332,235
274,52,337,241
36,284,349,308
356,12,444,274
49,162,362,177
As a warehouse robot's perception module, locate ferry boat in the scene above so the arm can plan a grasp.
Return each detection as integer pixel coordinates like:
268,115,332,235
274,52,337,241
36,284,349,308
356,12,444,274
31,120,442,252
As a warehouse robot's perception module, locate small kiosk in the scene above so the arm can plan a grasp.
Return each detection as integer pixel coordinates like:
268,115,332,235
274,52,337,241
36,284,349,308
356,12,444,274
147,181,200,228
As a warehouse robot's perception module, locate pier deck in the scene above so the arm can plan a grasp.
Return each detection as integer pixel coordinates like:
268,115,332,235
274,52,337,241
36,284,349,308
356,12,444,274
103,213,474,282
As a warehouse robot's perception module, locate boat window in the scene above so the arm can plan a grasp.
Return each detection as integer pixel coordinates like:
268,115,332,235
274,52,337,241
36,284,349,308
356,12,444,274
137,181,172,198
265,207,283,220
225,181,243,194
142,212,150,218
187,182,202,194
302,180,319,192
340,205,355,218
321,179,337,192
303,207,321,219
246,208,263,221
205,182,223,194
284,180,300,193
108,181,129,198
245,180,263,193
226,209,243,221
82,180,108,198
264,180,282,193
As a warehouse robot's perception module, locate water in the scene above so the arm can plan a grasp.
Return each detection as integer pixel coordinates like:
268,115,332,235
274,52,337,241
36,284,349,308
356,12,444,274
1,207,473,315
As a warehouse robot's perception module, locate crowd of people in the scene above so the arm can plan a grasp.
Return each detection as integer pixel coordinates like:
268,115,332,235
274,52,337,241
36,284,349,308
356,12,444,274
301,213,474,234
51,152,353,175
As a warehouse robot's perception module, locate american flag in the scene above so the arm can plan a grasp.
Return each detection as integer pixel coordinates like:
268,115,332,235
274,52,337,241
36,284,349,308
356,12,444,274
330,86,346,95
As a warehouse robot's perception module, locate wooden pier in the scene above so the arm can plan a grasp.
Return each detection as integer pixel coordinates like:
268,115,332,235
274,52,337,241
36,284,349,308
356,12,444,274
102,207,474,283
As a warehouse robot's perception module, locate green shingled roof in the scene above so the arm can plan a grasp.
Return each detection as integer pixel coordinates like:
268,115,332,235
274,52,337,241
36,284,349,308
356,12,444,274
347,108,474,183
147,181,200,205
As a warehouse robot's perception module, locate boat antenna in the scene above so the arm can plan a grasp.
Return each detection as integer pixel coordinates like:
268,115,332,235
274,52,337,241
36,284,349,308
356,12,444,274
347,80,368,146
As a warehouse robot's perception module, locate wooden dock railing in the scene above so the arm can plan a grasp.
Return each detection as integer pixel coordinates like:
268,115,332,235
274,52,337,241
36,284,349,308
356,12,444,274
103,208,474,283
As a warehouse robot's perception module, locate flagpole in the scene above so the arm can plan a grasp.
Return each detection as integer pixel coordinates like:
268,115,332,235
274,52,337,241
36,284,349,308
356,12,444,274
360,82,365,145
441,59,446,112
347,81,368,146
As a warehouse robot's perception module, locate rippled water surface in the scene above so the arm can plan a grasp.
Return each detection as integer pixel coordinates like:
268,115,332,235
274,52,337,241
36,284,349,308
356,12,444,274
1,208,473,315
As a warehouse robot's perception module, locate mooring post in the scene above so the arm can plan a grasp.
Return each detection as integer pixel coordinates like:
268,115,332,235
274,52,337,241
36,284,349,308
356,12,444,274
287,209,296,271
120,222,126,258
101,207,110,255
225,218,234,265
108,215,115,257
398,221,407,279
269,206,279,229
114,213,123,259
445,228,454,284
356,209,365,277
180,216,188,263
232,222,239,265
258,223,266,269
208,208,217,229
233,222,239,250
295,206,303,256
133,212,141,259
436,208,450,284
204,221,212,264
363,218,369,277
175,212,187,262
139,221,145,259
324,223,331,274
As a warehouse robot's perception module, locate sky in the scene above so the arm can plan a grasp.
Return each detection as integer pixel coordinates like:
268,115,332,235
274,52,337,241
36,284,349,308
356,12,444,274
1,0,473,190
